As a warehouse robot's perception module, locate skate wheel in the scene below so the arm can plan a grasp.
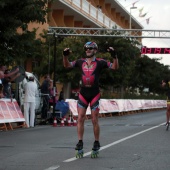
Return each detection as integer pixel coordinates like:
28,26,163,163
91,151,99,158
75,150,84,158
91,153,98,158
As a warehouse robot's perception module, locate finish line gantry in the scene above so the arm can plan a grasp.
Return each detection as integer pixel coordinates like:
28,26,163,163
48,27,170,39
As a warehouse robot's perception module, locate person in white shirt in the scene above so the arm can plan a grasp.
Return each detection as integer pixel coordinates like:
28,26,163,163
24,76,38,128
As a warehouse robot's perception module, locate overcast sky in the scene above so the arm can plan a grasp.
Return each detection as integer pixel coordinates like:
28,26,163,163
117,0,170,66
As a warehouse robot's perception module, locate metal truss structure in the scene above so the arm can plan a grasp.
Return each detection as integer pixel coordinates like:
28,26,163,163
48,27,170,39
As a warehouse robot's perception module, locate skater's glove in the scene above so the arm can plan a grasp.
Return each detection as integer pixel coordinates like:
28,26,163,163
107,47,117,59
63,48,71,56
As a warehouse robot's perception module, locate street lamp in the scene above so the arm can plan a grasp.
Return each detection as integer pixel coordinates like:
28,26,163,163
129,6,137,29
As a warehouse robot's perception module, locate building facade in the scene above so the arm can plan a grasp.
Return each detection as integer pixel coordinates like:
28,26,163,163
48,0,143,29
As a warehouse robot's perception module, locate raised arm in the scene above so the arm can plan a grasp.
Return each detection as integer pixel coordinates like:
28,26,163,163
63,48,72,68
10,72,21,82
5,67,19,78
111,57,119,70
107,47,119,70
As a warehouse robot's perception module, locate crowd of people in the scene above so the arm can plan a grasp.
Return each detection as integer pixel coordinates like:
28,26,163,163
0,65,64,128
22,73,65,127
0,65,60,128
40,74,65,124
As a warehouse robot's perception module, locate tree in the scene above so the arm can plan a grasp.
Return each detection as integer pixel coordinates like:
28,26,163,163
0,0,52,65
130,55,170,95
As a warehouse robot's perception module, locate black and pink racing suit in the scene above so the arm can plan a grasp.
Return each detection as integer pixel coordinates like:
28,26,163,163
71,57,113,111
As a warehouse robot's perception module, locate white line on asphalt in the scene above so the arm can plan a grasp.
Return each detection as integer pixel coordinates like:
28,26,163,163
44,165,60,170
63,122,165,162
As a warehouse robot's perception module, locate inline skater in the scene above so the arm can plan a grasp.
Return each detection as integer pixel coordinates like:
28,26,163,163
63,41,119,157
162,79,170,130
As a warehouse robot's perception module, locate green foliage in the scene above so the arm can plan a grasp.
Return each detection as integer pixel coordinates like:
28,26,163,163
0,0,52,65
129,55,167,94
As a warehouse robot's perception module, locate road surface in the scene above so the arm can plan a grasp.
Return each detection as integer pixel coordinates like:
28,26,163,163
0,109,169,170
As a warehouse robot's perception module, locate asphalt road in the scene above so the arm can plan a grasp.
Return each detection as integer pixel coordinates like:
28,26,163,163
0,109,170,170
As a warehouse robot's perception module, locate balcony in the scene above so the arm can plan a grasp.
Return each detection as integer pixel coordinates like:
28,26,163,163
49,0,143,29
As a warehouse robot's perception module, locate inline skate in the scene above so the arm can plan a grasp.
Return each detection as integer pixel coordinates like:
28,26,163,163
91,141,100,158
75,141,84,158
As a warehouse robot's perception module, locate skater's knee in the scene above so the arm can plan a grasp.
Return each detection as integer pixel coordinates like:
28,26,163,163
78,114,86,123
91,117,99,126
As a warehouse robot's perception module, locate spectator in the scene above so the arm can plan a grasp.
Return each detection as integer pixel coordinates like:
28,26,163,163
0,65,20,98
24,76,38,128
40,74,51,120
2,69,20,98
49,80,58,107
0,65,7,73
59,87,64,101
97,5,102,12
0,65,19,78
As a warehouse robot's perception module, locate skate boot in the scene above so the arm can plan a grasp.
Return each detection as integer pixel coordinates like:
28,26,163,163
91,141,100,158
75,141,84,158
165,122,170,131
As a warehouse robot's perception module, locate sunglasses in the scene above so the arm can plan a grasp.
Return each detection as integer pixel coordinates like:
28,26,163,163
84,47,94,51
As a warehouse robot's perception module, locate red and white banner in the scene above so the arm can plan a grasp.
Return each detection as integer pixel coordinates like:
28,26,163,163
66,99,166,116
0,99,25,123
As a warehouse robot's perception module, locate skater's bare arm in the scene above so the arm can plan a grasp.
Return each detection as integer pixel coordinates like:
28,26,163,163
63,48,72,68
111,58,119,70
107,47,119,70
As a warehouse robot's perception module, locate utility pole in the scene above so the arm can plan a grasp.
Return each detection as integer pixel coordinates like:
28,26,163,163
129,6,137,29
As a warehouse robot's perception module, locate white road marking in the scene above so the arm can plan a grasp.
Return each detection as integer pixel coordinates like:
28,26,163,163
44,165,60,170
63,122,165,162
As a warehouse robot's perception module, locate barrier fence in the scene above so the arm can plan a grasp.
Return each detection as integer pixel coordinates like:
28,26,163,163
66,99,167,116
0,99,26,130
0,99,167,130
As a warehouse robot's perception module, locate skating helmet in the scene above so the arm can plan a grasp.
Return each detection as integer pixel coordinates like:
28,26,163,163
84,42,98,51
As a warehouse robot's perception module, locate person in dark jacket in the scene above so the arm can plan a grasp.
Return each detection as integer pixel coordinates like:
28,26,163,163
41,74,50,119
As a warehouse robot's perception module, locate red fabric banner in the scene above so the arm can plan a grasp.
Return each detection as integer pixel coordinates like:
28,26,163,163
0,99,25,123
66,99,166,116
